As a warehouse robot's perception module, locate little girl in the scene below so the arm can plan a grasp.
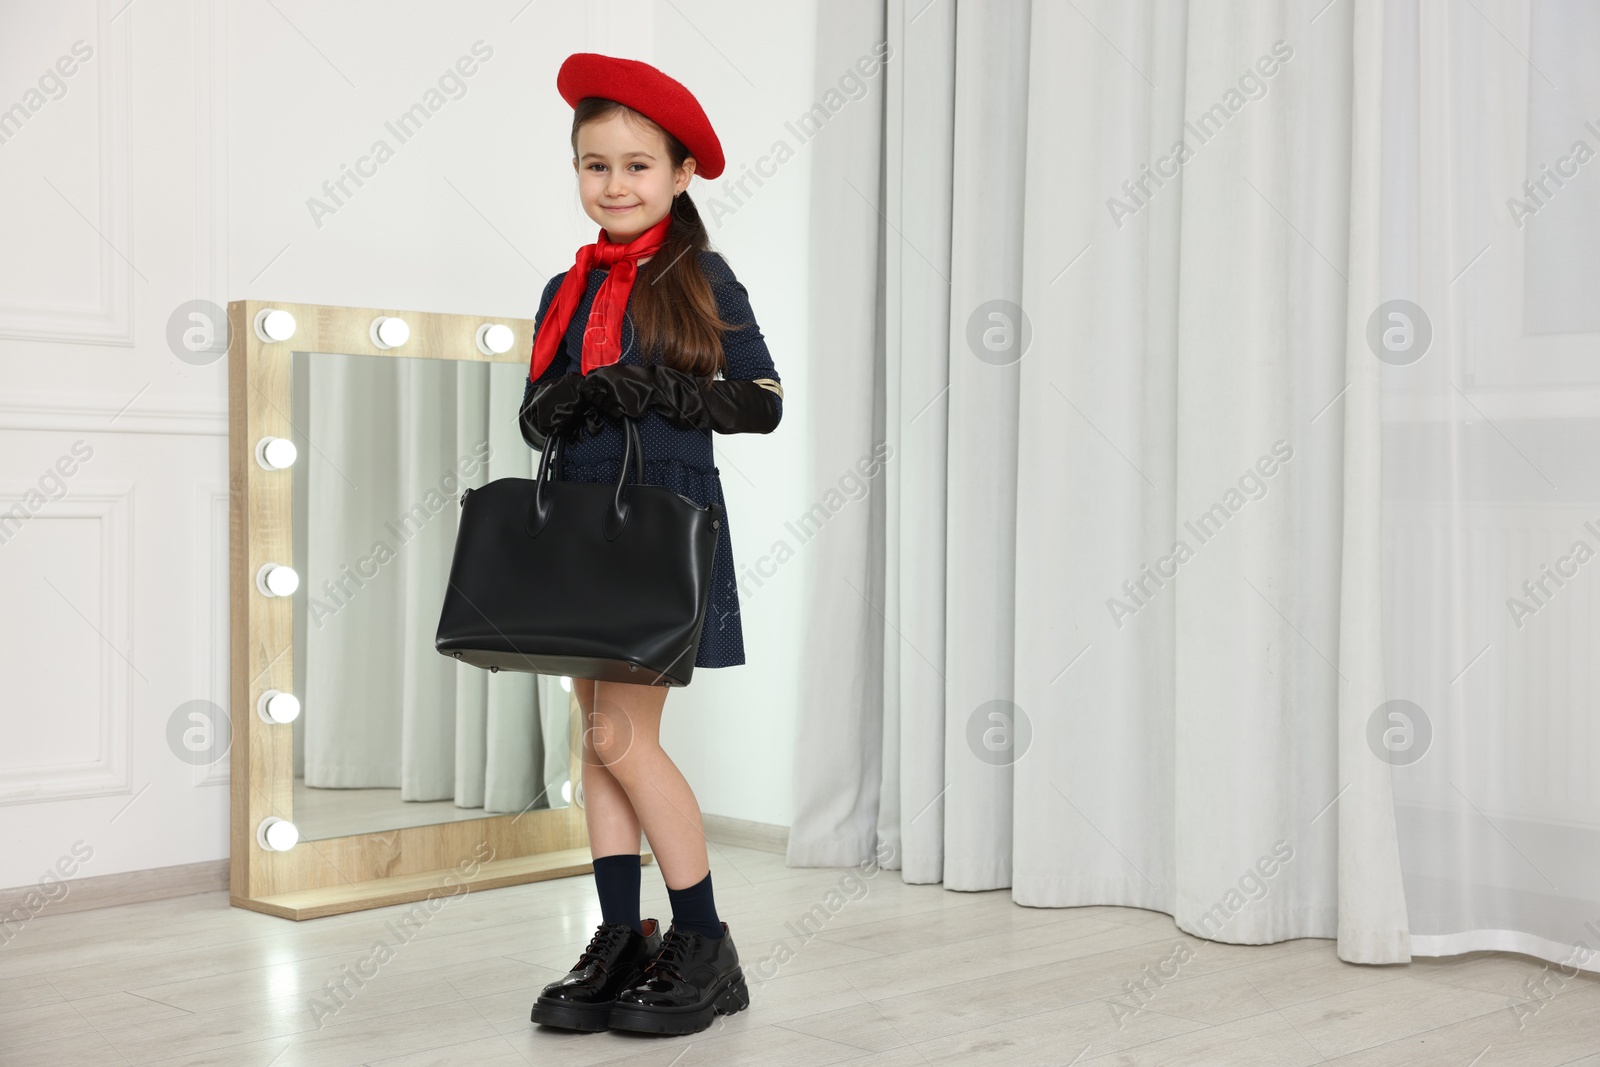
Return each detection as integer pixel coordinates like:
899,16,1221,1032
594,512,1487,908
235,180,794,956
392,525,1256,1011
520,53,782,1038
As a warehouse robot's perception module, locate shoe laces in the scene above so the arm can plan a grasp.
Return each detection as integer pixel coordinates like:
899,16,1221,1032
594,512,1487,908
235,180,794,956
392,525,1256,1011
574,921,631,973
640,926,694,983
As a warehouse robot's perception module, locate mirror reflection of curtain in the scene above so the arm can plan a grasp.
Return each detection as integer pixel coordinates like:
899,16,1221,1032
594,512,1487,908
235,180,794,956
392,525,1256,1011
294,352,567,815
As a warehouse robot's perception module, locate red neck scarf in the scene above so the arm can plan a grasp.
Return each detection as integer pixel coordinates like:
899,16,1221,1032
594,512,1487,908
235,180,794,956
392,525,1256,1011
527,214,672,381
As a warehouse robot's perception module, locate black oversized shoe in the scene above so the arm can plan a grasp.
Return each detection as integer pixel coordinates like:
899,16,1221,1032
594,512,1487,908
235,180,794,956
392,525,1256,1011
530,918,663,1032
607,921,750,1035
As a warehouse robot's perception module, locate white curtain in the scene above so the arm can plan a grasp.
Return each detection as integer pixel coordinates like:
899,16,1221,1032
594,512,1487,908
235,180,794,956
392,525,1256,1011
789,0,1600,974
1377,0,1600,967
291,354,570,815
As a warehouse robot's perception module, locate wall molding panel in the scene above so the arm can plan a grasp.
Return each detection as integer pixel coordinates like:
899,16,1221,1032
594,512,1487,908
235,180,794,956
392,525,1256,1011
194,483,231,790
0,481,136,807
0,389,227,437
0,0,135,346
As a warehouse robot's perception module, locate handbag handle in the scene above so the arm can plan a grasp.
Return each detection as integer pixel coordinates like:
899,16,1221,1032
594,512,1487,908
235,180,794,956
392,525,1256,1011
526,415,645,541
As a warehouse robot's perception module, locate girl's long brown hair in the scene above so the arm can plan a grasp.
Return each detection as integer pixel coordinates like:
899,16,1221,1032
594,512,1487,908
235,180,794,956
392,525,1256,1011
571,97,741,377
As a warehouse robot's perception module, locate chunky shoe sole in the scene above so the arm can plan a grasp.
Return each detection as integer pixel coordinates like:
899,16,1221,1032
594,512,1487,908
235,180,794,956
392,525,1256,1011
607,968,750,1035
530,996,613,1032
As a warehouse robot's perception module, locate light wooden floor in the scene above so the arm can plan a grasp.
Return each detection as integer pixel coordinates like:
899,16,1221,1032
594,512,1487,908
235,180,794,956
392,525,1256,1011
3,843,1598,1066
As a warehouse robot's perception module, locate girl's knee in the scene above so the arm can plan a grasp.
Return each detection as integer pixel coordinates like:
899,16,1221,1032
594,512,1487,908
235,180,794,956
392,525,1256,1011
590,732,661,775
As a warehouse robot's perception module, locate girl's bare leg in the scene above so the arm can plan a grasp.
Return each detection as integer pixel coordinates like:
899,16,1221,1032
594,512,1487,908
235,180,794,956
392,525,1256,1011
588,679,711,891
574,677,643,857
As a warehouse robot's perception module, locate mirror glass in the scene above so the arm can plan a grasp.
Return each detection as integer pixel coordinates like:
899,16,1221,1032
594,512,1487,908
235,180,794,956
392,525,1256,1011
281,348,574,841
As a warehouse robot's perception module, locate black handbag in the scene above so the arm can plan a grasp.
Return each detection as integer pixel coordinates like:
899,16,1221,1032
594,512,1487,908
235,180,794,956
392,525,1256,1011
435,415,722,687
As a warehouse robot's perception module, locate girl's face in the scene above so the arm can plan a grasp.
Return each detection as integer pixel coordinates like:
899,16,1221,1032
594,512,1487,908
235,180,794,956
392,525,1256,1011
573,110,696,243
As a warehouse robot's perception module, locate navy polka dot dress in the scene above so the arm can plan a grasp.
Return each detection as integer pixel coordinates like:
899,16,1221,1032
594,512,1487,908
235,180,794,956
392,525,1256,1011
521,249,782,669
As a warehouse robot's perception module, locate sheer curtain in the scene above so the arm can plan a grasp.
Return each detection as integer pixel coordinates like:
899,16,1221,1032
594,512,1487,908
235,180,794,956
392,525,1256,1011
1377,0,1600,968
291,354,570,816
788,0,1600,973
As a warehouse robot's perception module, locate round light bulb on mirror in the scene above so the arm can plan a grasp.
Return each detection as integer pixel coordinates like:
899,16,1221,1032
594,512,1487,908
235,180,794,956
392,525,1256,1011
560,676,572,692
370,316,410,350
253,308,296,343
254,436,298,470
257,816,299,852
476,322,515,355
561,780,572,804
256,563,299,598
257,689,301,724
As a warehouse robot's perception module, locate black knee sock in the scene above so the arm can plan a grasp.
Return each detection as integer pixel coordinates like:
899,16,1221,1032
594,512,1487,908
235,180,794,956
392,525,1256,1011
592,853,642,934
666,870,724,939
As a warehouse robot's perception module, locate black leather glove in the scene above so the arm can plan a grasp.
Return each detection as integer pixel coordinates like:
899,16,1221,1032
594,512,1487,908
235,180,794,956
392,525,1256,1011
518,371,588,450
579,363,783,434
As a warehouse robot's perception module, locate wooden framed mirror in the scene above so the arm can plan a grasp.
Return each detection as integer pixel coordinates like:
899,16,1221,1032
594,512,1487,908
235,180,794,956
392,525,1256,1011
226,299,650,920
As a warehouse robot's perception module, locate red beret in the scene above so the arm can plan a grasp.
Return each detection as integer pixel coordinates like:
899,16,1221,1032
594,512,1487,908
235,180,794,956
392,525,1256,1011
557,53,725,180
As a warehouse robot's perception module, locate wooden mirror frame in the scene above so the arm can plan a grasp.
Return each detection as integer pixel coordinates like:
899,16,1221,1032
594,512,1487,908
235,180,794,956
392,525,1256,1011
226,299,650,920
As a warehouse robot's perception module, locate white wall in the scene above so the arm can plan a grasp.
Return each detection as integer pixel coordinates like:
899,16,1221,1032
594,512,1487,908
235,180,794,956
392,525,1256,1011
0,0,819,890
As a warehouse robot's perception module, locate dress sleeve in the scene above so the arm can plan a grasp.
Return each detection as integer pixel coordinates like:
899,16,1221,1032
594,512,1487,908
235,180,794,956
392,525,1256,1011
523,272,570,411
702,251,784,424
